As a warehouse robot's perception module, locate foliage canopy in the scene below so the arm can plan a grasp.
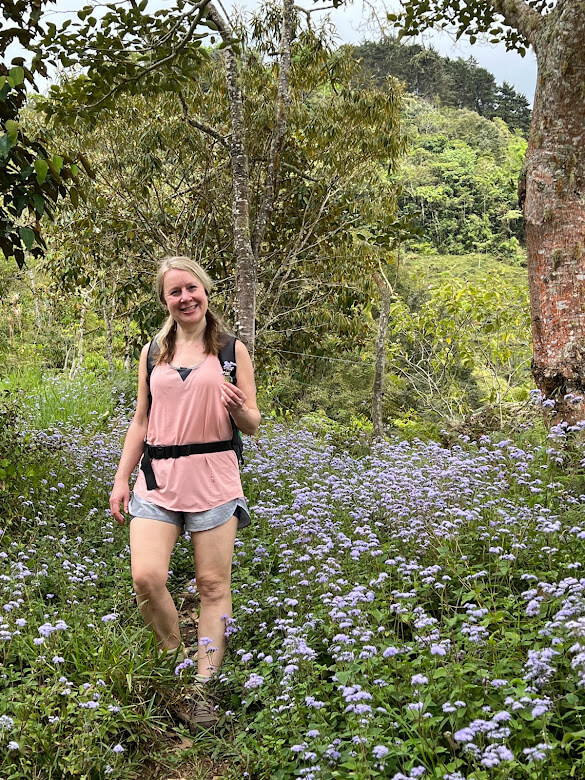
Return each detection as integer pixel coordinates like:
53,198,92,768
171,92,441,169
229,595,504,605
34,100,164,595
0,0,79,266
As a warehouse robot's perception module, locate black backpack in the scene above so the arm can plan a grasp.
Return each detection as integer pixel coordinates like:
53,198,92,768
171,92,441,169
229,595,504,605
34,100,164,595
140,335,243,491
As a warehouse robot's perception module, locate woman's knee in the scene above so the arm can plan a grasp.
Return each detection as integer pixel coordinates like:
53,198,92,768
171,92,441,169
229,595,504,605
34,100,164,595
196,573,230,603
132,567,168,596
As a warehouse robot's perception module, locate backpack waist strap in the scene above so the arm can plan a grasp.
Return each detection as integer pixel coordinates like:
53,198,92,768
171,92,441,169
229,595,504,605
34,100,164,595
141,439,234,491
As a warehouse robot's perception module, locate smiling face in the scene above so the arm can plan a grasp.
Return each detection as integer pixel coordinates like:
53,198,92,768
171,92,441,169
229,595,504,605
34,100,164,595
162,268,209,329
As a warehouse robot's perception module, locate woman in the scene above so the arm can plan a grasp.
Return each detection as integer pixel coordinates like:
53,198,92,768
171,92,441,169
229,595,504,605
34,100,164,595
109,255,260,728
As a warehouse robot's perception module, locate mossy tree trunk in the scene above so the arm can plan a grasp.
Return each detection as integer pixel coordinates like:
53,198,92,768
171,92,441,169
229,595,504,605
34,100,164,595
393,0,585,423
522,1,585,423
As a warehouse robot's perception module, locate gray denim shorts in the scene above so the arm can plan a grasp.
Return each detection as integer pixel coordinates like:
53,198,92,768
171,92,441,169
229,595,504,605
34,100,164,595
128,492,251,533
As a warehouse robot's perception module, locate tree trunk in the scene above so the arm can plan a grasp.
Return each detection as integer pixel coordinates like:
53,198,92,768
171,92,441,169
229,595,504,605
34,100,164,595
372,272,391,438
251,0,294,259
69,294,88,379
524,1,585,424
207,3,256,357
27,265,42,330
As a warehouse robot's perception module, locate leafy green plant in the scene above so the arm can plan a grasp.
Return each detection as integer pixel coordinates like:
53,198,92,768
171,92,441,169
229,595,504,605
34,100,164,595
1,1,81,266
384,268,532,428
3,372,585,779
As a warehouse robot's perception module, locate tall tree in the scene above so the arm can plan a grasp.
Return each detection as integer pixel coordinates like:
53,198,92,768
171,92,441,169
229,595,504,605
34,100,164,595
38,0,301,354
390,0,585,424
39,15,404,373
203,1,262,354
494,81,531,133
39,1,404,361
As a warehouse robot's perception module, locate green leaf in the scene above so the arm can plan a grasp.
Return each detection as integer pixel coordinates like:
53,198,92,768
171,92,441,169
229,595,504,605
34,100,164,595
5,120,19,141
0,134,13,158
9,66,25,86
562,729,585,746
19,226,35,250
33,195,45,216
35,159,49,185
52,155,64,175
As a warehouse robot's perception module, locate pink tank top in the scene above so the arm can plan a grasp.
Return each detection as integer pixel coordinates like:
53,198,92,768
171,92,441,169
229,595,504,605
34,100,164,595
133,353,244,511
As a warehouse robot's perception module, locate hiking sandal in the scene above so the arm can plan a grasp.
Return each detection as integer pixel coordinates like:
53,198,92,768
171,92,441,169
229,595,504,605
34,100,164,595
161,685,219,732
189,698,219,730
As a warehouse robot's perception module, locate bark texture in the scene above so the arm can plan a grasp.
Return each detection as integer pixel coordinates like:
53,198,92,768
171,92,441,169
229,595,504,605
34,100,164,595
124,315,132,371
493,0,543,42
27,265,42,330
207,3,256,356
103,299,114,377
522,0,585,422
251,0,294,260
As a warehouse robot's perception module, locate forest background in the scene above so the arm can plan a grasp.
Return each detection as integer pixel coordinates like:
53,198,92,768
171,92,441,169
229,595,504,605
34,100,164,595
6,3,585,780
1,17,534,439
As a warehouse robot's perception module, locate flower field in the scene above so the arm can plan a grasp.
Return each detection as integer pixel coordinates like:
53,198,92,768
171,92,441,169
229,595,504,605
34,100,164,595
2,378,585,779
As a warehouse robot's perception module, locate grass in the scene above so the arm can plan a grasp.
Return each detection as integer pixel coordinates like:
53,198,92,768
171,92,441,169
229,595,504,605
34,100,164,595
0,366,117,431
1,372,585,779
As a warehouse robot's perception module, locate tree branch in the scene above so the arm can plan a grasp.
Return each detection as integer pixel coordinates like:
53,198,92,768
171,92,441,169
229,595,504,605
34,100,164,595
178,90,230,147
491,0,543,47
83,0,212,111
282,162,319,182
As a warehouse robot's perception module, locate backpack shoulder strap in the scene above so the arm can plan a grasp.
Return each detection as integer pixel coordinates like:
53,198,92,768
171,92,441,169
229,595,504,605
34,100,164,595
217,335,244,464
146,338,160,417
146,338,159,384
218,335,237,385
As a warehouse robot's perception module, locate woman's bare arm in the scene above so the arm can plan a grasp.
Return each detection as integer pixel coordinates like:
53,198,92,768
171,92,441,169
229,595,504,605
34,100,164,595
109,344,151,523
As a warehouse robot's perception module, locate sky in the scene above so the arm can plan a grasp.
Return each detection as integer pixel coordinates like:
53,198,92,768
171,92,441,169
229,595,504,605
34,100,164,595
331,6,537,102
25,0,538,102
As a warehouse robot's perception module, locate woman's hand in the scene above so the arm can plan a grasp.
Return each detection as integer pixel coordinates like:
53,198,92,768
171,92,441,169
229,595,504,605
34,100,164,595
221,340,261,436
109,478,130,525
220,380,248,415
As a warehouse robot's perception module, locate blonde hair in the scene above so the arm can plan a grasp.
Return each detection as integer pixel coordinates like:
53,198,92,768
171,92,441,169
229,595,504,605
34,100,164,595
154,255,230,363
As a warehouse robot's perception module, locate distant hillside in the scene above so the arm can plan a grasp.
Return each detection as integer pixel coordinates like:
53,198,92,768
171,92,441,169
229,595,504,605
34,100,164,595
353,37,531,136
398,98,527,259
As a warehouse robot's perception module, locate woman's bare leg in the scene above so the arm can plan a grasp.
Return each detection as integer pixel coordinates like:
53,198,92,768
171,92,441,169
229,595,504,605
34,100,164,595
192,516,238,677
130,517,182,650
